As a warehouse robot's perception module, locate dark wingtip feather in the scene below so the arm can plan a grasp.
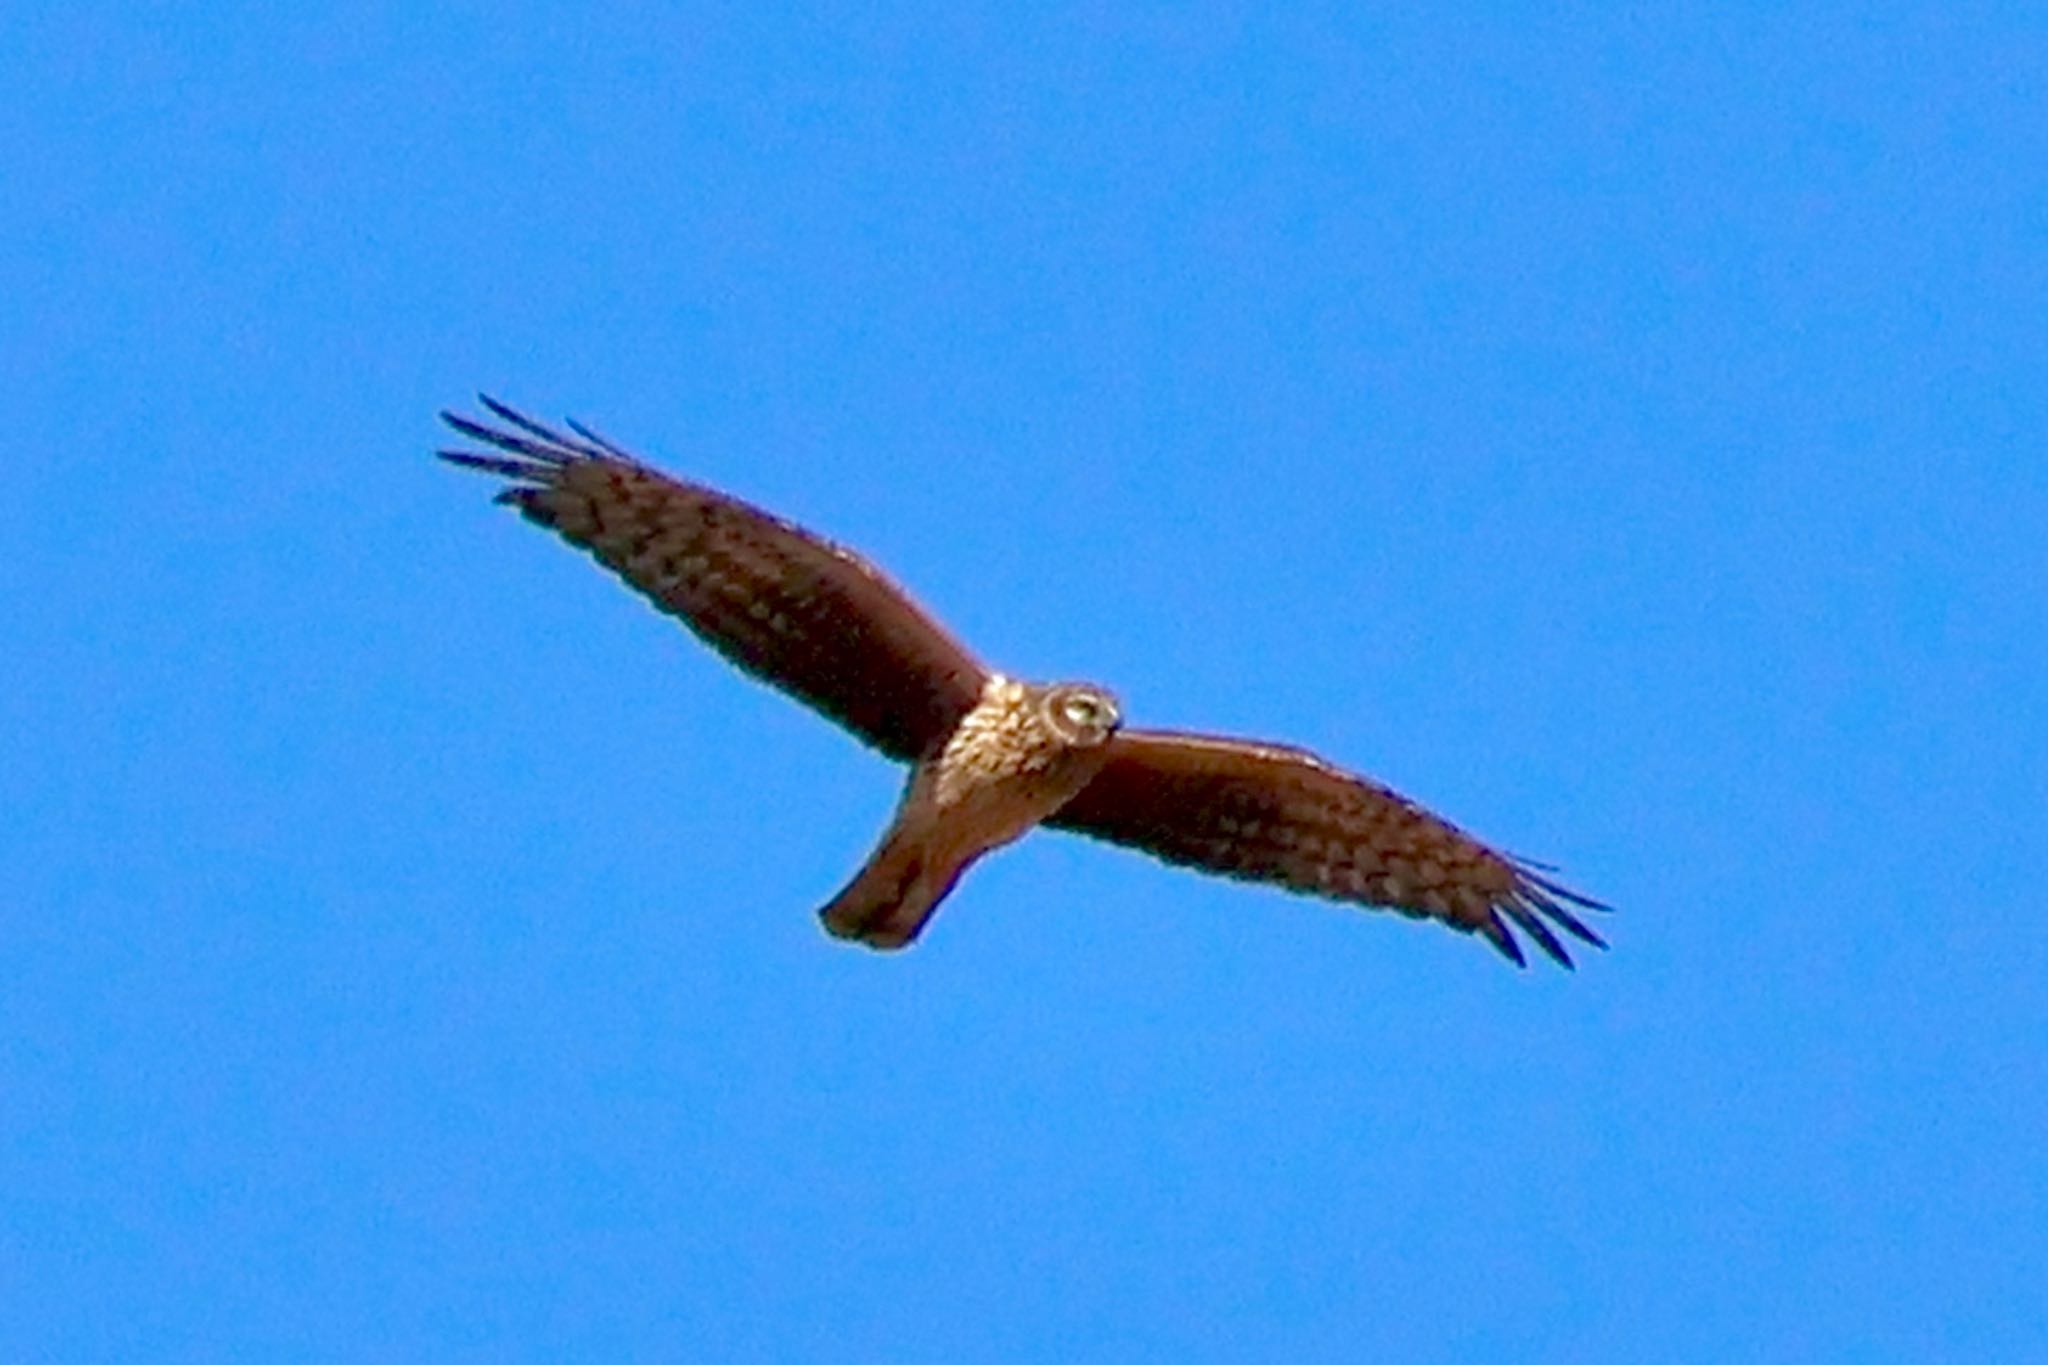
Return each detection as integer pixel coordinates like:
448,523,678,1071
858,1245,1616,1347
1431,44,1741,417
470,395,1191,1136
438,396,627,486
436,447,543,480
439,410,496,443
1501,900,1575,969
564,415,640,463
1525,886,1609,951
1494,858,1614,968
478,394,579,448
1480,916,1529,968
439,411,557,463
1522,867,1615,914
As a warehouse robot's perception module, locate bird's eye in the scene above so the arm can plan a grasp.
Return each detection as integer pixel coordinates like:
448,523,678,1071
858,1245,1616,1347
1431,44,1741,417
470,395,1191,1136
1063,696,1096,724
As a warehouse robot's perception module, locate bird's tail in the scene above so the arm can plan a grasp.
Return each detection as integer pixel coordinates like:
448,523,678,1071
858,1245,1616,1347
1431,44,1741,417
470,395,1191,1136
818,832,965,950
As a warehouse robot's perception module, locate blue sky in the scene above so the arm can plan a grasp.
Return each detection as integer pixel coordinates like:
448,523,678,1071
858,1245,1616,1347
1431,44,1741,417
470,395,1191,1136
5,4,2044,1360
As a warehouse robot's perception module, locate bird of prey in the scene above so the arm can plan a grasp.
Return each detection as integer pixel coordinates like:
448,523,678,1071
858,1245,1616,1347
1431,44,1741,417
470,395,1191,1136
439,397,1609,967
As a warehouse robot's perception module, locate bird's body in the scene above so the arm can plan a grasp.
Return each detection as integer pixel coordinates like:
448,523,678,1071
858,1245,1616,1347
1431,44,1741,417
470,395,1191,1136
440,398,1609,968
821,675,1121,947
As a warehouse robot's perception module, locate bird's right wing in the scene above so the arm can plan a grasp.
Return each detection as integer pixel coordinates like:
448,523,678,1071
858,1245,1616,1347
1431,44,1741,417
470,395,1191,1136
440,397,991,762
1047,728,1609,967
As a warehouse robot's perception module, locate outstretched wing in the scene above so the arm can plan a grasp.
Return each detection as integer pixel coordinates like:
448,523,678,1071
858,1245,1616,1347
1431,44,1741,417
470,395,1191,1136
439,396,990,762
1047,729,1609,968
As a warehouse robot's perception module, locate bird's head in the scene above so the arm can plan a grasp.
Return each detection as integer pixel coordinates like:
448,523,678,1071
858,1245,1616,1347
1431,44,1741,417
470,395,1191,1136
1039,682,1122,747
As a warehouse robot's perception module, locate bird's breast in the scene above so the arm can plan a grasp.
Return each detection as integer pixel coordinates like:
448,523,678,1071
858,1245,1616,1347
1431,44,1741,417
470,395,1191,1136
919,675,1112,845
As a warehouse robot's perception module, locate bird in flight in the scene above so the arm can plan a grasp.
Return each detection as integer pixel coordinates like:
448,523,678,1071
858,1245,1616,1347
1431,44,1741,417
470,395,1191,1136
439,397,1609,967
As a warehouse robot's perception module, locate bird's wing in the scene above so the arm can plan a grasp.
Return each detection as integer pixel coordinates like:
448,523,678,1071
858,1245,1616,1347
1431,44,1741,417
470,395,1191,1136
1046,728,1608,967
440,397,991,762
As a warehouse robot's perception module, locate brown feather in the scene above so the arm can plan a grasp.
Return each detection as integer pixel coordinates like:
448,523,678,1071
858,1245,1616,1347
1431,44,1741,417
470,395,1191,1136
1047,729,1609,967
816,826,969,950
439,398,1610,969
439,397,989,762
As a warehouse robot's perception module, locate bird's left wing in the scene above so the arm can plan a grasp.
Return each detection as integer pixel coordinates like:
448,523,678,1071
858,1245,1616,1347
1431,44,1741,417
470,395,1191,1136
1046,728,1609,967
440,397,990,762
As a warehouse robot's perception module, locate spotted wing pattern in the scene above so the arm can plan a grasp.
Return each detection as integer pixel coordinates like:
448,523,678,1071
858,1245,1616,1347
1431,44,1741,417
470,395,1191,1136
440,397,990,761
1048,729,1608,967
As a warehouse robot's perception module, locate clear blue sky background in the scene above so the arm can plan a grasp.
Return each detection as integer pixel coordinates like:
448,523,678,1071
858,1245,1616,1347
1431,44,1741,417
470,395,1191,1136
5,5,2043,1361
